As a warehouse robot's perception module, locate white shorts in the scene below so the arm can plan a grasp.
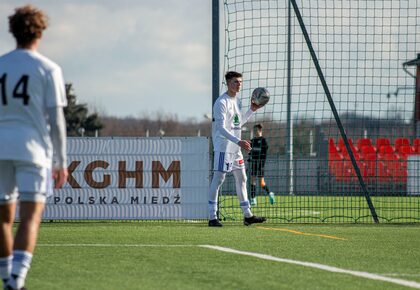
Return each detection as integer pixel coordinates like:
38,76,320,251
213,151,245,172
0,160,52,204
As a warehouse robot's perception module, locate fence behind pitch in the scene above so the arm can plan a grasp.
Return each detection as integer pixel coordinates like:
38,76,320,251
218,0,420,223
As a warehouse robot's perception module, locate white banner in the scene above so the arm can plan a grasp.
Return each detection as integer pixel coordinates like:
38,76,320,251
43,137,209,219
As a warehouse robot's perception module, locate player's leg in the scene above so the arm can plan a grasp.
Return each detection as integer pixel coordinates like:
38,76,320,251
248,161,257,205
0,161,18,288
232,154,266,225
0,204,16,289
258,161,269,193
9,201,45,289
250,174,257,205
260,177,271,195
258,160,275,205
13,202,44,252
260,177,276,205
208,171,225,226
232,167,252,218
6,161,48,290
208,152,229,227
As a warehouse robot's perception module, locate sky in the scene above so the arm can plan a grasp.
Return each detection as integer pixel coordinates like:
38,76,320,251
0,0,213,121
1,1,418,123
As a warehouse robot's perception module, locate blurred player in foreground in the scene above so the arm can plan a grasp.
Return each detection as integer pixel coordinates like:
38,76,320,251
0,5,68,290
248,124,276,206
208,71,267,227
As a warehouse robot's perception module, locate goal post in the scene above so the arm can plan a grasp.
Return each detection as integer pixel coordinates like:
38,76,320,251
214,0,420,223
289,0,378,223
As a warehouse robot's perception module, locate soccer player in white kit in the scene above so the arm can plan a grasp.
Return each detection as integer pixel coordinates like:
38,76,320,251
0,6,68,290
208,71,267,227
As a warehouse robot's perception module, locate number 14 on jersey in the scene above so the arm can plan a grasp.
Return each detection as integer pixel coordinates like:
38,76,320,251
0,73,30,105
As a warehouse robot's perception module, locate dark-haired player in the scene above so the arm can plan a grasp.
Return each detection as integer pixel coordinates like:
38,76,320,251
248,124,275,206
208,71,266,227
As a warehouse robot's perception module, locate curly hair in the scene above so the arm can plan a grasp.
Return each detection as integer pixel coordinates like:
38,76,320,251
8,5,48,46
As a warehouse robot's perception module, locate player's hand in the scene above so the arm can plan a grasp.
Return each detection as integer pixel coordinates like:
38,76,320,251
53,167,68,189
238,140,252,151
251,101,264,111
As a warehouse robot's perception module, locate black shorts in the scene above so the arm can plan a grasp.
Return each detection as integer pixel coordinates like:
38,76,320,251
249,160,265,177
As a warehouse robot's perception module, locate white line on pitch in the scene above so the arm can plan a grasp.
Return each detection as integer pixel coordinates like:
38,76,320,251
200,245,420,289
380,274,420,277
37,243,420,289
38,244,195,247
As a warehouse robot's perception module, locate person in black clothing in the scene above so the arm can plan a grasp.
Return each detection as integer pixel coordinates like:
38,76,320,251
248,124,275,205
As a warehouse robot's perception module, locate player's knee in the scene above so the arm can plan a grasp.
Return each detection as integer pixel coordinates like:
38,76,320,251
219,173,226,183
250,176,256,184
0,206,15,225
212,171,226,186
233,169,246,185
260,180,266,187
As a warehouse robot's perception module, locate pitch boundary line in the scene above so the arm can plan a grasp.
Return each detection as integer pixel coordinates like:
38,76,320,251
200,245,420,289
37,244,195,247
380,274,420,278
256,226,347,240
37,243,420,289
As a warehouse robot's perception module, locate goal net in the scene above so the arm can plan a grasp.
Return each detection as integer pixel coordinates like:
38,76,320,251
218,0,420,223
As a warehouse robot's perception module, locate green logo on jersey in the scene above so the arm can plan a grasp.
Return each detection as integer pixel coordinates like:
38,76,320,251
233,114,240,126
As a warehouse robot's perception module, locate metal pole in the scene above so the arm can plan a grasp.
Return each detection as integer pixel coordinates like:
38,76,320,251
286,0,293,195
212,0,220,220
415,60,420,137
403,53,420,137
212,0,220,109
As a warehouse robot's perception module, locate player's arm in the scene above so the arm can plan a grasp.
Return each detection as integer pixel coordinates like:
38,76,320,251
47,107,68,188
261,138,268,161
263,137,269,151
241,108,254,126
242,101,264,126
46,67,68,188
214,100,251,150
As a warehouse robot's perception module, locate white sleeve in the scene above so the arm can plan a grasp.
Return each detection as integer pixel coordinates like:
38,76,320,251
242,108,254,125
46,107,67,169
214,100,241,144
45,66,67,108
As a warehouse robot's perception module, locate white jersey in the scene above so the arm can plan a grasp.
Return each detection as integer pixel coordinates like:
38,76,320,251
0,49,67,168
212,92,253,153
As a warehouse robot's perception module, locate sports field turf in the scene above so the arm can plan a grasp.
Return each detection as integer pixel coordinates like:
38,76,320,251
23,221,420,289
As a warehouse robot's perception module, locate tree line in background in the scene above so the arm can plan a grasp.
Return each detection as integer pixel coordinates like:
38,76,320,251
64,83,211,138
65,84,411,156
64,83,317,156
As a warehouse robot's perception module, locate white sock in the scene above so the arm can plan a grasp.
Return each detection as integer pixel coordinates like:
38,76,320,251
233,169,253,218
0,256,12,285
208,171,226,220
9,250,32,289
208,200,218,220
240,200,253,218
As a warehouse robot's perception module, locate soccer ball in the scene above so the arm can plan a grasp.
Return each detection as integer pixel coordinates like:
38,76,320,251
251,87,270,106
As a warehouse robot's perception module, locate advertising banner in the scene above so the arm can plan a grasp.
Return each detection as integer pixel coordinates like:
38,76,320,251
43,137,209,219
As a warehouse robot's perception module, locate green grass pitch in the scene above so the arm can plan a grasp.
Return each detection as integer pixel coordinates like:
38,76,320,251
22,221,420,289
